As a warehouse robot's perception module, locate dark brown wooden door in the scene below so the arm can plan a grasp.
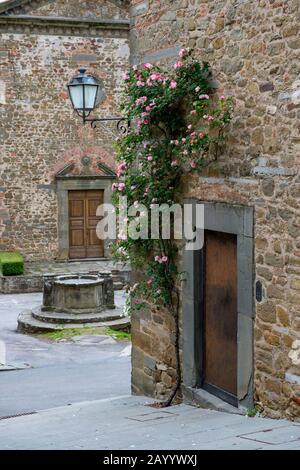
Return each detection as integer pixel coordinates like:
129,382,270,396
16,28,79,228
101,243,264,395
69,190,104,259
203,230,238,406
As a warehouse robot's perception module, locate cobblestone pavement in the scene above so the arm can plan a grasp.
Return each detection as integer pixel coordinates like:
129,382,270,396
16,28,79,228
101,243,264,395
0,395,300,450
0,292,131,417
1,293,300,450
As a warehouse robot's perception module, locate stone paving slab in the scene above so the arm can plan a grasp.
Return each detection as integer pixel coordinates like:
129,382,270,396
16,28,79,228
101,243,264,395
0,292,132,418
0,395,299,450
239,424,300,445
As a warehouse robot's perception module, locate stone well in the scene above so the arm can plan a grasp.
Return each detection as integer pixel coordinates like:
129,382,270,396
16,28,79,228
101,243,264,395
18,273,129,333
43,274,109,314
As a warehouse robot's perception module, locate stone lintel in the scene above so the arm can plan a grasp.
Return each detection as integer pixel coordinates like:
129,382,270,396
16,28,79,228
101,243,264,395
55,175,116,181
253,166,296,177
142,46,181,64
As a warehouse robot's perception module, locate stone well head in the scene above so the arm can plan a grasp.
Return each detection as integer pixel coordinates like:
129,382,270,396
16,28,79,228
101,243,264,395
42,274,115,314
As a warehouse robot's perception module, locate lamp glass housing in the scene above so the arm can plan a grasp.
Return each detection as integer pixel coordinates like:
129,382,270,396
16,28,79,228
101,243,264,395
67,68,100,119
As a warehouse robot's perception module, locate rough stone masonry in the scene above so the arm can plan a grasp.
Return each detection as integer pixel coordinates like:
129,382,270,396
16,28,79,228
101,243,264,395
0,0,130,260
0,0,299,420
129,0,300,420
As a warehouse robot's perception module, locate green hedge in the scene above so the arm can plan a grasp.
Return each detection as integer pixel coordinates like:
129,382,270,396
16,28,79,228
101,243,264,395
0,252,24,276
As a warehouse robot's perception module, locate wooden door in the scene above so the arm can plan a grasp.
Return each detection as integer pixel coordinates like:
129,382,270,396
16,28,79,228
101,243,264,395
203,230,238,406
68,190,104,259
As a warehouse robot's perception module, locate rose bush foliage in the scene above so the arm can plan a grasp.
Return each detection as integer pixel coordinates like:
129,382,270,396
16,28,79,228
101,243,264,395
111,49,233,309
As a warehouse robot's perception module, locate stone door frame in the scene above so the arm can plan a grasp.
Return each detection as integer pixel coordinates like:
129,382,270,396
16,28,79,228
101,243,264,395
182,199,254,410
56,176,114,260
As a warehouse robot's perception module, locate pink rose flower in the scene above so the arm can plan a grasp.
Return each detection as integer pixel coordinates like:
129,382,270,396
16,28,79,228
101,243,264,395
170,80,177,89
199,94,209,100
122,72,129,81
154,255,160,262
178,47,190,58
150,72,163,81
220,95,225,100
147,155,153,161
171,160,178,167
116,161,127,177
174,60,183,69
136,96,147,106
143,63,153,69
118,182,126,191
190,160,197,169
190,110,197,115
195,86,200,92
161,256,168,263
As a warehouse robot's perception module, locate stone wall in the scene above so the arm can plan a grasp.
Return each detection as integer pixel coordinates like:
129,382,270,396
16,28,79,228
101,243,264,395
130,0,300,419
0,1,130,260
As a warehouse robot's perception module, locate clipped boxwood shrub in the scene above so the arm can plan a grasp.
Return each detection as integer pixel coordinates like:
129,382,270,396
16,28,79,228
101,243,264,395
0,252,24,276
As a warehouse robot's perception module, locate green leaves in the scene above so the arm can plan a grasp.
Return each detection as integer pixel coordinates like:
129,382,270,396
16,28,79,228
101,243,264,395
112,50,233,312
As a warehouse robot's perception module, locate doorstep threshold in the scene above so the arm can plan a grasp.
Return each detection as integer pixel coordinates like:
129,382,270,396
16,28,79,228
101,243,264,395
182,385,246,415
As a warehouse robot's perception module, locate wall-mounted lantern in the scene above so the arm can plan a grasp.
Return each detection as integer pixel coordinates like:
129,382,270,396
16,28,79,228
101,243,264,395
67,68,130,133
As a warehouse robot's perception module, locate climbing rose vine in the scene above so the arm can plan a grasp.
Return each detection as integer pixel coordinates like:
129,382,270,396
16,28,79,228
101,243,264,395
110,48,233,406
111,48,233,312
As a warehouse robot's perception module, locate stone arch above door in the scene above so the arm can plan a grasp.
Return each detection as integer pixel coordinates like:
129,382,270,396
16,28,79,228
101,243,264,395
55,157,116,260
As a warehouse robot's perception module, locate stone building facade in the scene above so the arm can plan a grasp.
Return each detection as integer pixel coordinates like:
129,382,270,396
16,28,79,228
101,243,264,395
0,0,130,260
0,0,299,420
129,0,300,420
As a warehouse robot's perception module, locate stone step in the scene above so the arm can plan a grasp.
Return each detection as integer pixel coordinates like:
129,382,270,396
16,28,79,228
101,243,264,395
18,310,130,334
32,307,125,325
